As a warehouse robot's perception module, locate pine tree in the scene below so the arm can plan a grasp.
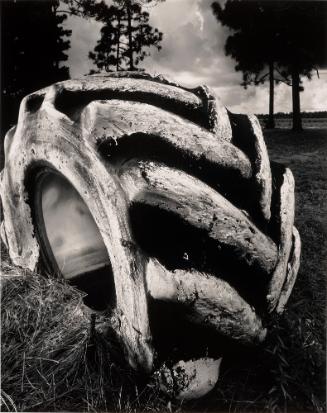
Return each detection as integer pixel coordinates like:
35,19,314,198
212,1,289,129
212,1,327,131
275,1,327,131
89,0,163,72
1,0,71,136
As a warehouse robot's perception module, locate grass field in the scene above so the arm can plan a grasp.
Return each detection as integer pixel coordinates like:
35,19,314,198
1,128,326,412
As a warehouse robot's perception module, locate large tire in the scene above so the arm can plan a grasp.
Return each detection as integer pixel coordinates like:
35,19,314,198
0,72,300,374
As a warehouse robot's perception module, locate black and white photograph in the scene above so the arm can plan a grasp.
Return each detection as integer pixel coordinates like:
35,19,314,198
0,1,326,412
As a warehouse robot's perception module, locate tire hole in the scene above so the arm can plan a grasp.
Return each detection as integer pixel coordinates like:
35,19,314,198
32,169,116,311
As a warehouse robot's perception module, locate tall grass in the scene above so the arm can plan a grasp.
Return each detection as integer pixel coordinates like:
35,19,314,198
0,259,166,412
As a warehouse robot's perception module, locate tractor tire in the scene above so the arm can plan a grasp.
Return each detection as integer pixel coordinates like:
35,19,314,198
0,72,300,375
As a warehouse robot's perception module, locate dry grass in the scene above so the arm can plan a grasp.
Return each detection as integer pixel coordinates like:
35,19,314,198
191,129,326,413
1,128,326,412
0,259,165,412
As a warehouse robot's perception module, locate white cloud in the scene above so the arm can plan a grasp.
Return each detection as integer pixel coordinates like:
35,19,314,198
63,14,102,77
62,0,327,113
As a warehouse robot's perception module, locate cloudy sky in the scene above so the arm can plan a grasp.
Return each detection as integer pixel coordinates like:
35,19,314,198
63,0,327,114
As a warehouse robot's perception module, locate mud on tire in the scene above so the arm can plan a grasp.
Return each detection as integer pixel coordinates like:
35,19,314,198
0,72,300,373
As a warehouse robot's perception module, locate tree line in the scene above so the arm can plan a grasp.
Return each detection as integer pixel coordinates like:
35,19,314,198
1,0,326,137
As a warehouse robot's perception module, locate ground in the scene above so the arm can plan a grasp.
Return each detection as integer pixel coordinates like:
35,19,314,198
1,128,326,412
179,129,326,413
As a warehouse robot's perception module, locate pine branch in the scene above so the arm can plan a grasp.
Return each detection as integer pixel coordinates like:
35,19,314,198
254,72,269,84
276,78,293,86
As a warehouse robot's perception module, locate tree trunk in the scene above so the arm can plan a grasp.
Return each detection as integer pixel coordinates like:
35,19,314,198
266,62,275,129
116,15,121,71
291,68,302,131
126,1,134,70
